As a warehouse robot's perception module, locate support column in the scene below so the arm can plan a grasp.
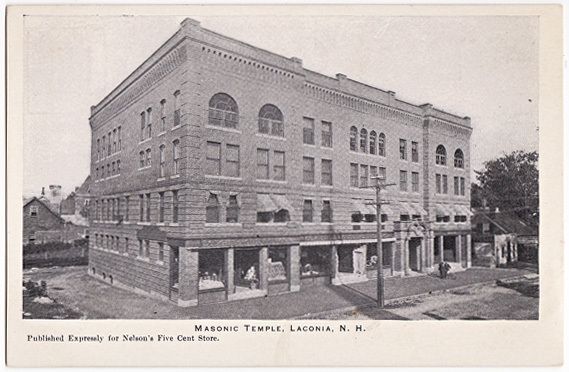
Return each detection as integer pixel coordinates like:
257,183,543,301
288,245,300,292
456,235,462,265
390,242,395,276
438,235,444,262
404,239,410,276
330,245,339,285
419,239,426,272
225,248,234,296
466,234,472,268
178,248,198,307
429,236,435,269
259,247,268,292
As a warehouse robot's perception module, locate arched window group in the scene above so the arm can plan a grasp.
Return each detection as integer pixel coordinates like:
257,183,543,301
349,126,386,156
454,149,464,168
435,145,447,166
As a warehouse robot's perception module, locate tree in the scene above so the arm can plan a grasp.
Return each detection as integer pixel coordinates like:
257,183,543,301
474,150,538,226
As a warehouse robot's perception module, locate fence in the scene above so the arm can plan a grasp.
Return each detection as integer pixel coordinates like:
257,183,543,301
23,239,89,268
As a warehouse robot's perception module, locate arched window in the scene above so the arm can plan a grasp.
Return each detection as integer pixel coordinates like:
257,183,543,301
360,128,368,153
258,104,284,136
436,145,447,166
454,149,464,168
208,93,239,129
205,193,220,223
350,126,358,151
369,131,377,155
378,133,386,156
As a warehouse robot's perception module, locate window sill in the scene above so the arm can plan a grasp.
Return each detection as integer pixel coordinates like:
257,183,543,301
138,166,151,171
320,146,333,150
157,177,166,182
156,222,166,226
169,223,180,226
139,138,151,145
204,223,242,227
256,133,286,141
255,223,288,226
138,222,152,226
136,256,151,262
257,179,287,184
320,222,334,225
205,125,240,134
205,175,242,181
303,143,316,147
171,174,181,179
302,183,316,187
171,124,184,131
320,184,333,188
157,131,167,137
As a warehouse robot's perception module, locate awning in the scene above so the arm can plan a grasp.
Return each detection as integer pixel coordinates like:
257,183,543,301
351,200,368,215
257,194,277,213
380,203,395,216
454,205,473,216
270,194,295,212
363,200,377,215
408,203,427,216
435,204,452,216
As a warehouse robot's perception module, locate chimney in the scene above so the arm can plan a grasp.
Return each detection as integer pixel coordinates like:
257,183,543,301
41,187,45,196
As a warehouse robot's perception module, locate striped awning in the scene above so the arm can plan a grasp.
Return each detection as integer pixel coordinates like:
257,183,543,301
352,200,375,215
435,204,452,216
454,204,473,216
257,193,277,213
270,194,295,212
401,202,427,216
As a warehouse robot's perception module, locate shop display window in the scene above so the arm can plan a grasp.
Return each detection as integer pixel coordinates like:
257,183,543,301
234,249,260,290
300,246,330,277
366,243,391,269
268,247,288,282
198,250,225,291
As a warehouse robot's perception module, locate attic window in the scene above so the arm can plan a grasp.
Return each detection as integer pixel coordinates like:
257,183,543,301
30,206,38,217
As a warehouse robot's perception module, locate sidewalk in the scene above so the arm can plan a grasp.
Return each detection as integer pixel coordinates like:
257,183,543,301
25,266,533,320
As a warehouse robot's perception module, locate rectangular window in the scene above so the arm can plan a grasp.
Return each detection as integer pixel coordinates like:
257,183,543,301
360,165,368,188
206,141,221,176
113,129,117,153
138,239,143,257
225,144,240,177
400,170,408,191
160,99,166,132
370,166,378,184
158,242,165,262
140,112,145,140
350,163,359,187
29,205,38,217
454,176,459,195
173,140,180,175
117,160,120,174
96,139,100,161
206,193,220,223
139,151,145,168
436,174,442,194
256,149,269,179
321,159,333,186
302,156,315,184
145,148,152,167
226,194,240,223
125,196,129,221
107,131,112,156
399,139,407,160
173,91,181,127
321,121,332,148
303,117,315,145
112,161,116,175
321,200,333,223
273,151,285,181
460,177,466,196
159,146,166,178
118,126,121,151
145,193,151,222
117,198,121,220
412,141,419,162
124,237,129,254
146,108,152,138
172,190,179,223
442,175,448,194
145,240,150,258
378,167,386,182
302,200,313,223
159,192,165,222
102,136,106,158
412,172,419,192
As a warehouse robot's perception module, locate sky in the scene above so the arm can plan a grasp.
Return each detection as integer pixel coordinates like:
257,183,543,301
23,14,539,197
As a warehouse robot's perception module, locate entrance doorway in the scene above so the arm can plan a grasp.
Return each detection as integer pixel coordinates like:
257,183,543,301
169,246,179,301
408,238,422,272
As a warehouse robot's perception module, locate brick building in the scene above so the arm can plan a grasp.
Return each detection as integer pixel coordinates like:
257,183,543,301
88,18,473,306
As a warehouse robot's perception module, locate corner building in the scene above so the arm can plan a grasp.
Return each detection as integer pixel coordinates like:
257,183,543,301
88,18,473,306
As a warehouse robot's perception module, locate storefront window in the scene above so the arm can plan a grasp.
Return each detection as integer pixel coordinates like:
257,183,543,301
300,246,331,277
268,247,288,282
198,250,225,291
366,243,391,269
234,249,260,290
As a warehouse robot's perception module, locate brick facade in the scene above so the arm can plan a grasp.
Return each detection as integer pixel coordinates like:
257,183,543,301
88,18,473,306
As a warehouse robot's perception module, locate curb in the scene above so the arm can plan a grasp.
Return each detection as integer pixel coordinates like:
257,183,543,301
294,273,534,319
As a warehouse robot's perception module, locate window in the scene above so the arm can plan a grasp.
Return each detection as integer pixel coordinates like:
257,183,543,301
145,193,151,221
350,126,358,151
160,99,166,132
378,167,386,182
378,133,386,156
206,141,221,176
159,192,165,222
369,131,377,155
399,139,407,160
360,128,368,153
107,131,112,155
442,175,448,194
273,151,285,181
454,176,459,195
172,190,179,223
256,149,269,179
208,93,238,128
436,145,447,165
226,194,239,223
302,157,315,184
412,141,419,162
138,239,143,257
173,90,181,127
360,164,368,188
300,246,330,277
112,129,117,153
455,215,467,223
436,174,442,194
96,139,100,161
102,136,106,158
225,144,240,177
206,193,220,223
370,166,378,184
140,112,146,140
111,161,115,175
454,149,464,168
321,159,333,186
159,145,166,177
145,240,150,258
125,196,129,221
116,198,121,220
116,160,120,174
321,200,333,223
460,177,466,196
118,126,122,151
350,163,359,187
258,104,284,136
139,151,145,168
107,163,111,177
145,148,152,167
400,170,408,191
321,121,332,148
302,200,313,223
303,117,315,145
412,172,419,192
95,201,99,220
173,139,180,175
95,167,99,179
158,242,165,262
124,237,129,254
268,247,288,282
29,205,38,217
400,214,410,222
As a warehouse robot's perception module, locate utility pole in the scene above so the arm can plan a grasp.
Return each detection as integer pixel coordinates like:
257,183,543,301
370,176,396,308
